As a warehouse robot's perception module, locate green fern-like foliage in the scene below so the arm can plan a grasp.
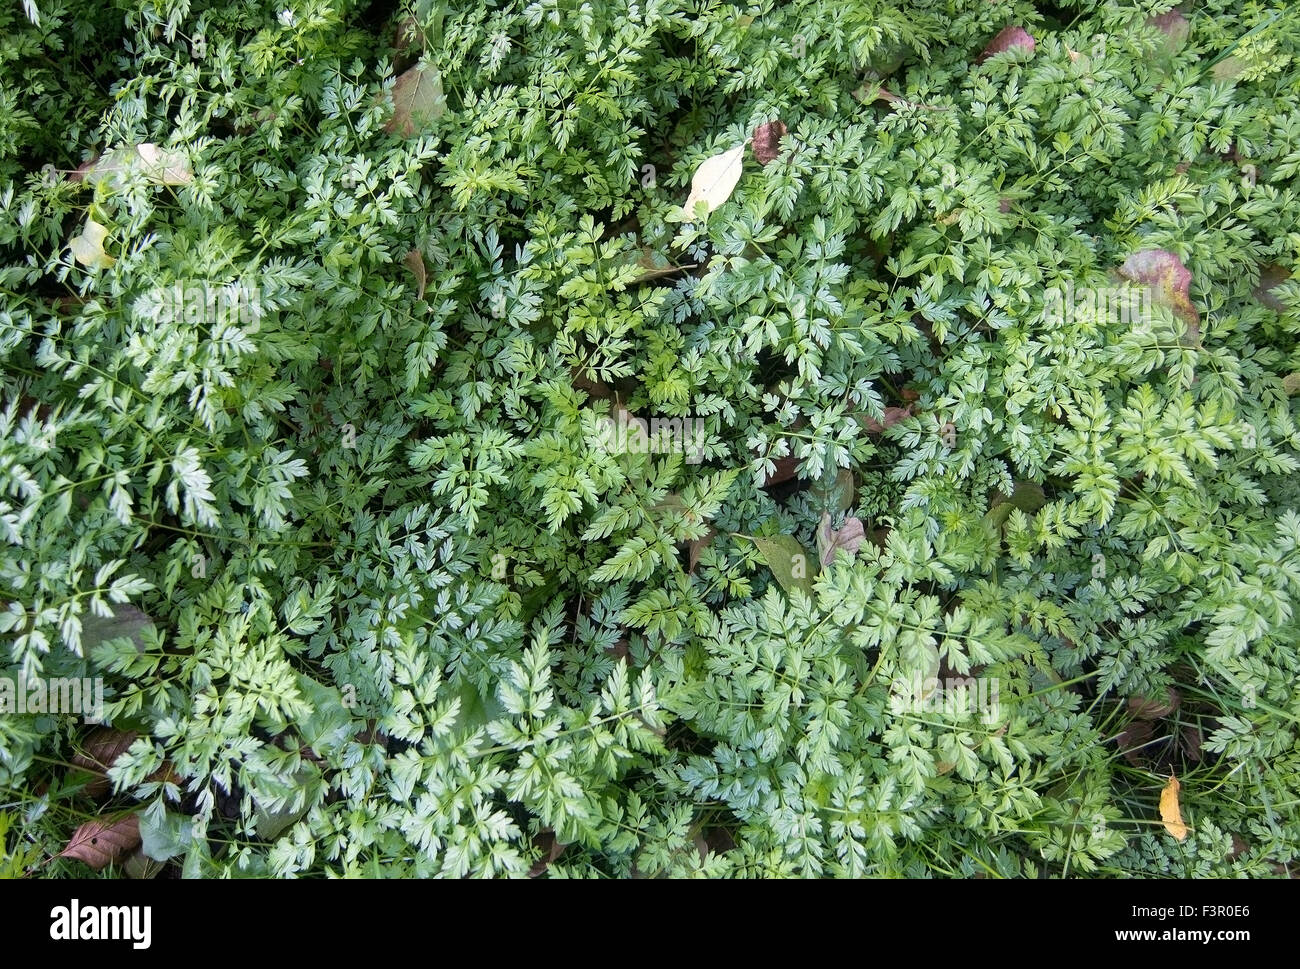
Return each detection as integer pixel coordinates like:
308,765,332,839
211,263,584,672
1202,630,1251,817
2,0,1300,878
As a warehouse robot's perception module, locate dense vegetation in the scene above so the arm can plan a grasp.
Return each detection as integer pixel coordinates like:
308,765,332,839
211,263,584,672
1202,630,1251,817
2,0,1299,878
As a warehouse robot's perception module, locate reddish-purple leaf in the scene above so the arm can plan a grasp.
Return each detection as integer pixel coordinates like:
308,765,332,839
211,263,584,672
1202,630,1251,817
817,513,866,567
1118,249,1200,345
979,26,1035,62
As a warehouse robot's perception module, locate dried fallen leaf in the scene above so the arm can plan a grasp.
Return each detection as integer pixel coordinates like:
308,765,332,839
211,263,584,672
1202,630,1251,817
69,218,115,269
986,481,1047,528
385,63,445,137
1254,263,1291,312
79,144,193,187
760,453,800,487
403,249,427,299
1159,774,1190,841
71,728,138,798
1147,10,1190,53
688,527,716,575
752,534,816,598
860,405,913,434
627,247,696,285
59,814,141,870
1118,249,1200,345
674,143,745,221
979,26,1035,62
1128,688,1180,720
1212,55,1247,81
751,120,787,165
817,513,866,567
82,603,154,652
528,829,567,878
1117,720,1156,767
1283,372,1300,396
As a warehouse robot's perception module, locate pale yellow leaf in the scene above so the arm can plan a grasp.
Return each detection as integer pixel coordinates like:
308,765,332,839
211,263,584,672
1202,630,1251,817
676,143,745,221
70,218,115,269
83,144,192,187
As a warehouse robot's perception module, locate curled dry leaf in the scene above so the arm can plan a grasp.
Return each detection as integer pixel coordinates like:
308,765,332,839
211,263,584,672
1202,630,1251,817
817,513,866,567
1159,774,1190,841
854,83,948,112
688,526,716,575
1212,56,1247,81
751,120,787,165
59,814,142,870
1118,249,1200,345
979,26,1035,62
987,480,1047,528
675,143,745,221
403,249,427,300
70,218,115,269
628,247,696,285
528,829,567,878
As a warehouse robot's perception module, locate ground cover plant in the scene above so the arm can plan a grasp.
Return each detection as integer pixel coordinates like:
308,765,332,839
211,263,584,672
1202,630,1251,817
2,0,1300,878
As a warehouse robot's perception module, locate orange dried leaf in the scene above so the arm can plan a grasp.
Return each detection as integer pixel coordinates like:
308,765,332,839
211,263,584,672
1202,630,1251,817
1159,775,1190,841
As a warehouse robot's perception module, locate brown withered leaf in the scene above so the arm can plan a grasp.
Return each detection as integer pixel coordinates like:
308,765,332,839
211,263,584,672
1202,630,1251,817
60,814,141,870
751,120,787,165
628,247,696,285
817,513,866,567
688,527,716,575
761,453,801,487
1128,688,1181,720
860,405,913,434
385,64,445,137
1254,263,1291,312
571,368,614,400
403,249,427,300
71,728,138,798
979,26,1035,62
1147,10,1190,53
528,829,567,878
853,83,948,112
1117,720,1155,767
